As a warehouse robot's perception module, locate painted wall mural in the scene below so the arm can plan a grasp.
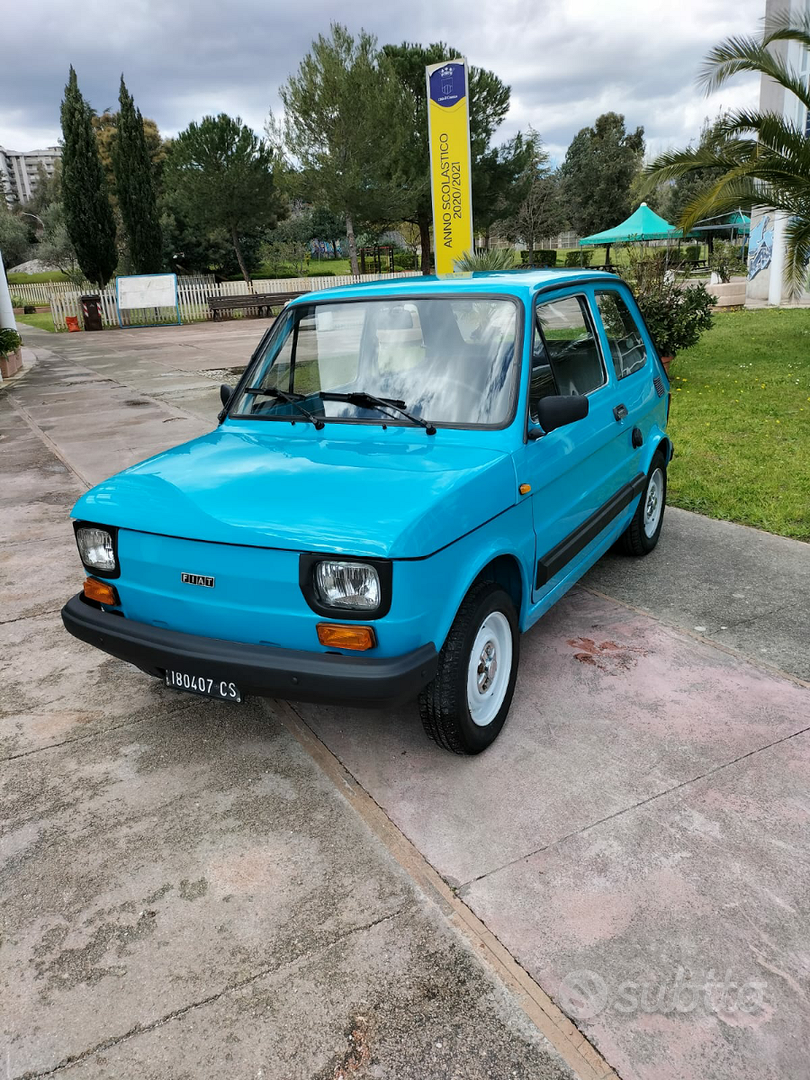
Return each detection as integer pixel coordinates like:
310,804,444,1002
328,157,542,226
748,215,774,279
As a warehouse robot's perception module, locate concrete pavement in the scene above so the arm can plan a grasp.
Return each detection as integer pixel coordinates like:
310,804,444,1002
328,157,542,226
3,321,809,1080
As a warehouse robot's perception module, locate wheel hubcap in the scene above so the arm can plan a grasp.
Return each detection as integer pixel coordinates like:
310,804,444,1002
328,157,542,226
643,468,664,538
467,611,512,727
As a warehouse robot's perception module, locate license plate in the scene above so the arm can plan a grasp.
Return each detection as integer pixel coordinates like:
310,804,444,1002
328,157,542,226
164,670,242,702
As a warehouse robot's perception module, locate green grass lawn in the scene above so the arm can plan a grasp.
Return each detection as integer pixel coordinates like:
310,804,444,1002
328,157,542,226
8,271,70,284
667,307,810,541
15,312,57,332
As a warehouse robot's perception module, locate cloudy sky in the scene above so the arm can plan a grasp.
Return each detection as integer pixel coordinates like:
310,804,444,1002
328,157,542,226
1,0,764,164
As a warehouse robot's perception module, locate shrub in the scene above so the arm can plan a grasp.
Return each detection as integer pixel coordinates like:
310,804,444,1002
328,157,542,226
710,240,747,283
313,269,335,277
520,249,556,267
393,252,418,271
10,294,24,308
564,249,593,267
620,248,715,357
454,248,518,271
684,244,702,263
0,328,23,356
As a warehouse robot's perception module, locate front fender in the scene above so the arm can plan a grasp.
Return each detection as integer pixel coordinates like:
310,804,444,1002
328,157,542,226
390,500,535,654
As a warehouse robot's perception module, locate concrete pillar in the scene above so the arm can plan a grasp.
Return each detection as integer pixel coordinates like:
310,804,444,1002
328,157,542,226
0,247,17,331
767,212,787,306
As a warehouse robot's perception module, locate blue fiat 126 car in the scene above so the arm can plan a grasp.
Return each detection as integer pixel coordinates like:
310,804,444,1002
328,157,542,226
62,269,671,754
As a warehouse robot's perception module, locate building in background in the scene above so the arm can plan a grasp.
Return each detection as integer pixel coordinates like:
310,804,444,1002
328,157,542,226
0,144,61,206
746,0,810,306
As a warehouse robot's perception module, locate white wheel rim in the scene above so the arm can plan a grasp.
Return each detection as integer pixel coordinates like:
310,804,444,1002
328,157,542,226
643,467,664,538
466,611,513,727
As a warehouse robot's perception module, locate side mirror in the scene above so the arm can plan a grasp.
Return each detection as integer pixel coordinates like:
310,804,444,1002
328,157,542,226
220,383,235,409
529,394,589,438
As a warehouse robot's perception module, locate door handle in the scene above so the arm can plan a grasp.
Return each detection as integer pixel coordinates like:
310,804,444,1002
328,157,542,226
613,403,628,421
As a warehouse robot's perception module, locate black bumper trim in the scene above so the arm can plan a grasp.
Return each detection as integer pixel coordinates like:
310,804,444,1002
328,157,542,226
62,594,438,708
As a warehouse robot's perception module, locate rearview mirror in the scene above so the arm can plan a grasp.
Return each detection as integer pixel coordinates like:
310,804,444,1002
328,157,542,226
220,383,235,408
529,394,589,438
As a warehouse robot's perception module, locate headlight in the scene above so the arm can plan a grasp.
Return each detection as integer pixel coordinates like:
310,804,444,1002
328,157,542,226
76,527,117,573
314,560,380,610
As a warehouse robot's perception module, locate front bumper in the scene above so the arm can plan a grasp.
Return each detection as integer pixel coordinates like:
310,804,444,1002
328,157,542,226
62,594,438,708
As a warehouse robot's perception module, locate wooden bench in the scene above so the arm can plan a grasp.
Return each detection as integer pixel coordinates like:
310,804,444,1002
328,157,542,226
208,291,306,320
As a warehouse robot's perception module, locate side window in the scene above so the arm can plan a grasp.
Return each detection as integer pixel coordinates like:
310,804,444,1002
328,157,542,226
595,291,648,380
533,295,606,410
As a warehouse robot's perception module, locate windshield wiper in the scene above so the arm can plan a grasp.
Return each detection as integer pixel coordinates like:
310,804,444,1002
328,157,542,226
244,386,324,431
320,391,436,435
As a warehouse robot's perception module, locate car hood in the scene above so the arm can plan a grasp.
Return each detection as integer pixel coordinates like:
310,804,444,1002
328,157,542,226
72,426,517,559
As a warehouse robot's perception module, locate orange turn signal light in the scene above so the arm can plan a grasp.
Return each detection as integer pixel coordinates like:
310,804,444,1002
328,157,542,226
84,578,119,606
519,483,532,495
317,623,376,651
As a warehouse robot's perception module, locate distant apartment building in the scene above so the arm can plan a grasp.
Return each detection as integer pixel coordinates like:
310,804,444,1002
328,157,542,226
746,0,810,305
0,144,61,205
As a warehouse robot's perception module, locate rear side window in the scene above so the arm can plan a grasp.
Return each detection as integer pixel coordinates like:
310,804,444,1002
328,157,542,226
532,295,606,408
595,291,648,379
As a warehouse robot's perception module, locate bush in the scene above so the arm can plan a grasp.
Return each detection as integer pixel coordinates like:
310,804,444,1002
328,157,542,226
454,248,518,271
313,269,335,277
393,252,418,271
684,245,702,263
565,249,593,267
0,328,23,356
10,294,24,309
520,249,556,268
620,248,715,357
710,240,747,283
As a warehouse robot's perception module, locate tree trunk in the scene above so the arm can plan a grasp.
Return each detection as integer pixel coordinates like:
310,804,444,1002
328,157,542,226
527,237,535,269
418,214,432,276
231,226,252,288
346,215,360,276
604,243,612,268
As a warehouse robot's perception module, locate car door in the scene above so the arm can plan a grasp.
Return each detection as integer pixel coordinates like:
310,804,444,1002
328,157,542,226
517,288,643,604
591,284,661,479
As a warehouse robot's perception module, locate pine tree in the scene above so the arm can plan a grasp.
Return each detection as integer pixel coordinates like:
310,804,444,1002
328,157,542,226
60,67,117,286
113,77,162,273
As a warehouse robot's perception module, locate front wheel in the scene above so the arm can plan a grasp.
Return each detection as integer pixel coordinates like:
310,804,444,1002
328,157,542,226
621,451,667,555
419,581,519,755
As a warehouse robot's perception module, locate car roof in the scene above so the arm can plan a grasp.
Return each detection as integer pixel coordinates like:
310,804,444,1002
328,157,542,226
295,268,624,305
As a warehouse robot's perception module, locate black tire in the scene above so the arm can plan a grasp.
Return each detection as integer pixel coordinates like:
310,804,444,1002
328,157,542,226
621,450,667,556
419,581,519,755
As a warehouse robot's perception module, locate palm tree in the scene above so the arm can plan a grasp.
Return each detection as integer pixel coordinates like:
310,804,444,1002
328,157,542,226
646,10,810,297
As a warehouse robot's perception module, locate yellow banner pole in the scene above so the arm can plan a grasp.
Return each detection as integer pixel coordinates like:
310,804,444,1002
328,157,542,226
426,58,474,275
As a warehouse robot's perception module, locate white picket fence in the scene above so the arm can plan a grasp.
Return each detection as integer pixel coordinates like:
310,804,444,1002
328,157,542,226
43,272,423,331
11,275,215,306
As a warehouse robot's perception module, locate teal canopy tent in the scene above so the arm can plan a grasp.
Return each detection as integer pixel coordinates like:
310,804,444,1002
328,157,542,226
690,210,750,235
579,202,687,246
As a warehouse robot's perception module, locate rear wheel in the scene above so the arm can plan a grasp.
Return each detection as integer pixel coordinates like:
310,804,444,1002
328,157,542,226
419,581,519,755
621,450,667,555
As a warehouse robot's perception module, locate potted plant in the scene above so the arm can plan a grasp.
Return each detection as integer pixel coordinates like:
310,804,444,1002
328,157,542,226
620,248,715,375
0,327,23,380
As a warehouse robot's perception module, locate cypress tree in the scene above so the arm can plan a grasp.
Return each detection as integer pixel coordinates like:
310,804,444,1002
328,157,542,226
59,67,118,286
113,77,162,273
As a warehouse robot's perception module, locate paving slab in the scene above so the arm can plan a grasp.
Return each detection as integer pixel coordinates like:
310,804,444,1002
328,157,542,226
586,507,810,681
464,730,810,1080
293,587,810,885
47,907,571,1080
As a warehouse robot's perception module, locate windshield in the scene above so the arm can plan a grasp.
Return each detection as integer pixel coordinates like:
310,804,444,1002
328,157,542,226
231,296,520,429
